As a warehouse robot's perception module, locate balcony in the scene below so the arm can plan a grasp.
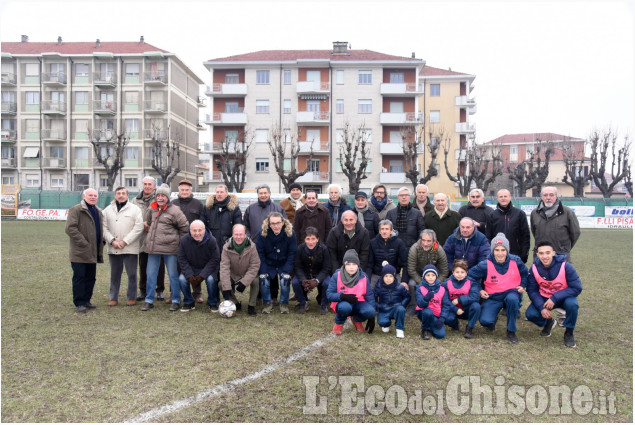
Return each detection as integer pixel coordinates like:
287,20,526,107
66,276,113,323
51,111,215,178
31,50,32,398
1,130,17,143
144,100,167,113
379,112,423,125
202,142,238,153
143,72,167,85
205,84,247,97
1,101,17,115
42,72,67,86
91,129,117,142
42,100,67,115
196,96,206,107
379,172,407,184
455,122,475,134
379,141,423,155
143,129,168,140
296,111,330,126
1,72,17,86
43,157,67,168
380,83,423,97
1,157,16,168
93,100,117,115
294,171,329,183
41,129,67,142
93,72,117,88
205,112,248,126
296,81,330,95
298,140,329,153
456,95,477,115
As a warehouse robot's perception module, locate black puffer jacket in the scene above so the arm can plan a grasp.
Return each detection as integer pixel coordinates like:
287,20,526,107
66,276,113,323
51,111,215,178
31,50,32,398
202,194,243,252
326,220,370,273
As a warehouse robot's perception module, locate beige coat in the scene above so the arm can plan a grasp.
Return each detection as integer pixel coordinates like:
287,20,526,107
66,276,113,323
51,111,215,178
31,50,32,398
219,237,261,291
145,202,189,255
102,200,144,255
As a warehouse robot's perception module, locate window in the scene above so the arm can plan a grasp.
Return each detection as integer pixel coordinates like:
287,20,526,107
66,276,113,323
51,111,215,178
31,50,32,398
26,92,40,104
225,102,239,113
283,99,291,114
430,110,440,123
74,173,89,191
125,147,139,159
430,84,440,96
510,146,518,162
307,159,320,172
51,146,64,158
125,63,140,76
359,129,372,143
75,147,89,166
1,119,15,130
389,159,403,173
75,64,89,77
75,92,89,105
389,130,401,143
26,120,39,133
255,129,269,143
100,146,114,158
283,70,291,84
2,176,15,185
26,174,40,187
125,176,137,187
389,101,404,113
256,70,270,84
335,70,344,84
75,119,89,136
225,74,239,84
125,119,140,133
390,72,404,83
2,146,15,158
256,100,269,114
25,63,39,76
336,129,344,143
336,99,344,114
100,175,109,188
255,158,269,172
358,70,372,84
306,129,321,143
358,99,372,114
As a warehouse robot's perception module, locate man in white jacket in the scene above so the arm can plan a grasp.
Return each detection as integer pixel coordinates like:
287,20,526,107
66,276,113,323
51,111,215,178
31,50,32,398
103,186,144,306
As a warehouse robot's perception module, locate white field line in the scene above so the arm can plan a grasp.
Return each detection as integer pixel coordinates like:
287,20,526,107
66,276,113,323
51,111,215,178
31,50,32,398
125,323,348,423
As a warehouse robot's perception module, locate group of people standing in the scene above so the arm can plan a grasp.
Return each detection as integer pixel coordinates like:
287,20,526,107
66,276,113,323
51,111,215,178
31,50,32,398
65,180,582,347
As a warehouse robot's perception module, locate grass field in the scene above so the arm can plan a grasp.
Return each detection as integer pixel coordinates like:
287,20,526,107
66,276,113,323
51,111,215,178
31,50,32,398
1,221,633,422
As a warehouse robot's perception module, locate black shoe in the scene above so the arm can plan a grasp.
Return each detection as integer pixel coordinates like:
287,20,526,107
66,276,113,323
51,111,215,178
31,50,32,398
169,302,180,311
484,324,496,333
141,302,154,311
296,304,307,314
85,302,96,309
422,330,431,340
248,306,257,316
75,305,87,314
564,329,576,348
209,304,219,313
235,301,242,311
136,295,146,301
507,331,519,344
320,305,328,315
156,292,165,301
180,303,195,312
451,324,460,333
540,319,557,337
464,326,474,339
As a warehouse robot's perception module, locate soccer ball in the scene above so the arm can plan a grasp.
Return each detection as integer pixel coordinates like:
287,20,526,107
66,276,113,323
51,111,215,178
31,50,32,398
219,300,236,318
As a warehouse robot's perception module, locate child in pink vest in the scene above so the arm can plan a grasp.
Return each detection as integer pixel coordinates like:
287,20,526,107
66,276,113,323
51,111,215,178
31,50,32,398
415,264,451,340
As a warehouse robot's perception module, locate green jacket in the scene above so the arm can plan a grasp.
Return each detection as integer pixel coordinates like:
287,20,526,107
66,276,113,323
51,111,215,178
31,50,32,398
407,240,449,284
65,200,105,264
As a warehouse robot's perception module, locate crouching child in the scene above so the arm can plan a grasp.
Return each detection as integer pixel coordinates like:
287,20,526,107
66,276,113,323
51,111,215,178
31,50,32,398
415,264,451,340
443,259,481,339
375,262,411,338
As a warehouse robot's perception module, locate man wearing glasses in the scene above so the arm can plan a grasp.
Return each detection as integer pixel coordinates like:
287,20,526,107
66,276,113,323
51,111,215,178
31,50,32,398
368,184,396,220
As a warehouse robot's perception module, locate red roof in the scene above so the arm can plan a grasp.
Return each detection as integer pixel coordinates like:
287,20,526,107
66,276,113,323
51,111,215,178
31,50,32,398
2,41,169,55
485,133,585,144
206,49,420,63
419,65,470,76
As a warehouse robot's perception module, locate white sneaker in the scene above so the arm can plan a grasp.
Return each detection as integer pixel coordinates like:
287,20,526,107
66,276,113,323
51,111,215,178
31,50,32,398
396,329,405,338
382,327,390,333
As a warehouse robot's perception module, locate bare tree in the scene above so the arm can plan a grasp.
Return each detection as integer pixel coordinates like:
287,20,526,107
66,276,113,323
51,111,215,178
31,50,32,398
267,121,314,192
338,121,371,194
506,139,555,196
562,136,592,197
588,128,631,198
214,127,254,192
625,165,633,197
90,129,129,191
443,137,503,196
151,125,181,185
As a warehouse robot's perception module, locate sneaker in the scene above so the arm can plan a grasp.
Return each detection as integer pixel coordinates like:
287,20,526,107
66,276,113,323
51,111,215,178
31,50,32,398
141,302,154,311
209,304,219,313
280,303,289,314
332,323,343,335
296,304,307,314
564,329,576,348
75,305,87,314
554,308,567,327
169,302,180,311
180,303,195,312
85,302,96,309
382,327,390,333
396,329,405,338
235,301,242,312
156,292,164,301
422,330,431,340
507,331,519,344
540,319,557,337
108,300,118,306
136,294,146,301
484,324,496,333
262,303,273,314
353,321,365,332
320,305,328,315
464,326,474,339
126,300,136,306
248,306,257,317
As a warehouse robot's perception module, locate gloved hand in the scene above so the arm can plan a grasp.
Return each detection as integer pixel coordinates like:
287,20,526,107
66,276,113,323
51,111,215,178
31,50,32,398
423,292,435,302
434,318,444,329
235,281,246,293
193,275,204,285
222,290,233,301
259,273,269,279
302,279,319,291
340,294,358,304
365,317,375,334
280,273,291,281
259,274,269,287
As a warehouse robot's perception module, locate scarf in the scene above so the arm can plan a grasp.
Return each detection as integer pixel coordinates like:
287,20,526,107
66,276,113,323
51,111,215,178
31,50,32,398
416,199,427,215
355,206,368,228
539,200,559,218
258,199,272,208
232,238,247,254
344,227,356,239
434,207,447,219
371,196,388,212
115,200,127,212
288,196,303,211
497,202,513,214
340,267,361,288
395,204,411,235
329,199,342,226
86,203,101,247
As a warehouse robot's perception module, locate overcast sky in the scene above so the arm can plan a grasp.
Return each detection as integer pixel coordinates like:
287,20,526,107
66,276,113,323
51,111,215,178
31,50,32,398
1,0,633,143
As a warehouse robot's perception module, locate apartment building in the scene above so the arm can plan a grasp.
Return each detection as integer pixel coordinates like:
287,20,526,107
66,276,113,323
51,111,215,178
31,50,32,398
1,35,203,191
202,41,429,195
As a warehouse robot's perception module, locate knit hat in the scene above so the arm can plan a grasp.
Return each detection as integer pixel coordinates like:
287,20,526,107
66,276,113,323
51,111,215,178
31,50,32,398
289,182,302,191
381,261,397,279
422,264,439,278
490,232,510,253
156,184,171,198
343,249,360,266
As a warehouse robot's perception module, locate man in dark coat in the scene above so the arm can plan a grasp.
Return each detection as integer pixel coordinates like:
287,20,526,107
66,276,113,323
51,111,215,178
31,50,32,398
424,193,462,246
386,187,425,250
326,210,370,273
202,184,243,254
171,179,204,224
488,189,530,263
243,184,288,238
412,184,434,217
351,191,380,240
458,188,492,237
293,190,332,244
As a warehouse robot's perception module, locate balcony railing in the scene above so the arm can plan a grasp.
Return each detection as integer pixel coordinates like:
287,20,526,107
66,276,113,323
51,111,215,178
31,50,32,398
1,101,17,115
93,72,117,87
295,171,329,183
144,100,167,113
456,95,477,115
143,72,167,84
379,112,422,125
196,96,206,106
1,129,17,142
1,157,16,167
43,157,67,168
91,129,117,142
379,172,407,184
206,111,247,125
297,81,330,94
380,82,423,96
296,111,330,125
42,100,67,115
206,84,247,97
93,100,117,115
1,72,17,86
298,140,329,153
143,129,168,140
41,129,67,141
379,141,424,155
455,122,475,134
42,72,67,85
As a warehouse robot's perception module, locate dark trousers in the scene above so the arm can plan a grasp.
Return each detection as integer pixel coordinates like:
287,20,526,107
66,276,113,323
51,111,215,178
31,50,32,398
71,262,96,307
138,252,164,295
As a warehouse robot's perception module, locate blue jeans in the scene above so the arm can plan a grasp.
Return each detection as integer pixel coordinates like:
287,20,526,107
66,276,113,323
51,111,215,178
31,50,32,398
334,301,376,325
377,305,406,331
146,254,179,304
526,296,578,330
480,291,520,332
445,302,482,329
291,276,331,307
178,274,217,306
260,274,291,305
417,309,446,339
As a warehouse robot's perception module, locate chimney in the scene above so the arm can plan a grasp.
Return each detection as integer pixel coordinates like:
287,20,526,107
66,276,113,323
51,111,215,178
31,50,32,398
332,41,349,55
21,35,28,43
96,39,100,47
140,35,144,43
57,36,62,45
411,52,415,58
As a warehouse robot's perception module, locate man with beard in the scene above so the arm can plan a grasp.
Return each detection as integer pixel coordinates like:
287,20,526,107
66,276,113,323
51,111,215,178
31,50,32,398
368,184,396,220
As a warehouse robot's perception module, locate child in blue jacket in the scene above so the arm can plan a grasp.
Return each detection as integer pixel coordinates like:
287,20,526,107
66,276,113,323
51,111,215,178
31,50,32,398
375,262,411,338
443,259,482,339
415,264,452,340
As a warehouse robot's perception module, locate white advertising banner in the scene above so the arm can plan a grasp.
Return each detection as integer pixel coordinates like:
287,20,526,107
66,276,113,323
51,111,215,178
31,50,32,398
578,217,633,229
604,206,633,218
520,204,595,217
17,209,69,220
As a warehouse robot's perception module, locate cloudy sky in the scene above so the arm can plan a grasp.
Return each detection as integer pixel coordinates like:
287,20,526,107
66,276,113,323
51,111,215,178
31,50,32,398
1,0,633,143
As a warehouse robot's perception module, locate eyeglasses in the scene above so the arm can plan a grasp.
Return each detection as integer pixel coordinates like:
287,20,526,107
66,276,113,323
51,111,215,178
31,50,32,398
374,191,385,195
